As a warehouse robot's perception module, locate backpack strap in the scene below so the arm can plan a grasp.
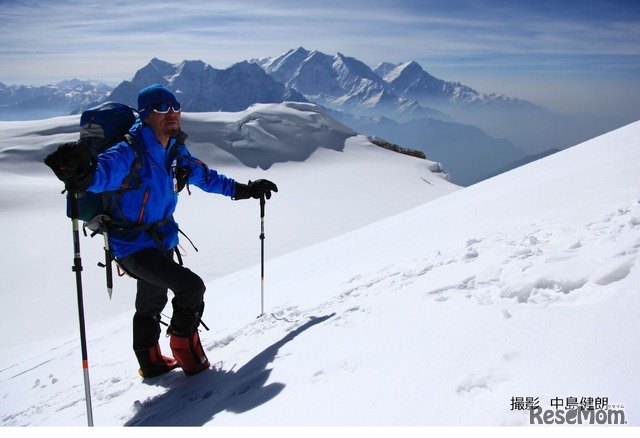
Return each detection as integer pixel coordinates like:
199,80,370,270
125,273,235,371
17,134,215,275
103,134,143,220
108,215,198,257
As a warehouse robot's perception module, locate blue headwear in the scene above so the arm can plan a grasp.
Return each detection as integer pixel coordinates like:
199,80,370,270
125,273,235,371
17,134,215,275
137,84,179,122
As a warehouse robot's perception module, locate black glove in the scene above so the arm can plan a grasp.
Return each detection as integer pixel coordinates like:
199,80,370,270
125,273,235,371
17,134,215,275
233,179,278,200
44,140,96,193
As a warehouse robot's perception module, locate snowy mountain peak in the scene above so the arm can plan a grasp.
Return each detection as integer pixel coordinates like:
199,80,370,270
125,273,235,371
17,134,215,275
333,52,385,84
372,61,400,78
257,47,311,81
176,59,209,74
384,61,452,99
141,58,177,80
384,60,427,82
227,60,263,75
305,49,333,64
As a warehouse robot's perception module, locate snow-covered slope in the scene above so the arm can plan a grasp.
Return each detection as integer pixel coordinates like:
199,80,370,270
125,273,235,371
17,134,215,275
0,102,456,351
0,110,638,426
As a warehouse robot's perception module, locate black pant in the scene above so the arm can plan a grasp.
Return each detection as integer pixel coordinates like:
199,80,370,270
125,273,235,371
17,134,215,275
118,247,206,351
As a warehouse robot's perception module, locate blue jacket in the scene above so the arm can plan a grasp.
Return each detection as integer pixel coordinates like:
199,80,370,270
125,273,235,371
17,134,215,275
88,119,237,258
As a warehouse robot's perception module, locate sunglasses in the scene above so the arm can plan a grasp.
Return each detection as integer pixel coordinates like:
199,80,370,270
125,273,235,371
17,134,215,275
150,102,182,113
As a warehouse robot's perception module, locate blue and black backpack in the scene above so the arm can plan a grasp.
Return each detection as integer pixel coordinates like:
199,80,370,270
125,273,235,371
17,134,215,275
71,102,139,223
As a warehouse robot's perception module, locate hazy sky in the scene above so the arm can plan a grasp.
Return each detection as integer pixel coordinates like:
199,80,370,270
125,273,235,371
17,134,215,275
1,0,639,119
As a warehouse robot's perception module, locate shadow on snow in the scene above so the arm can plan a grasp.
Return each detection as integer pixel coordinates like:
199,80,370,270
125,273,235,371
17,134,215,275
125,313,335,426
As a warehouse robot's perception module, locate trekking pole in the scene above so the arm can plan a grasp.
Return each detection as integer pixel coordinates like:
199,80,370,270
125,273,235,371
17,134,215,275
258,194,266,318
69,191,94,426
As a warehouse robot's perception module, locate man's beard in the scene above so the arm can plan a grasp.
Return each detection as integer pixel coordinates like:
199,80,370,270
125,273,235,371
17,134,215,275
161,121,180,138
166,126,180,137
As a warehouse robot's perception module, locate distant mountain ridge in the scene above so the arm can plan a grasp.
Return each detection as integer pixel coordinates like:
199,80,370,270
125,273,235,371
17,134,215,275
255,47,536,118
0,80,111,120
376,60,536,108
1,48,532,122
253,48,533,185
107,58,308,112
0,48,626,185
255,48,446,121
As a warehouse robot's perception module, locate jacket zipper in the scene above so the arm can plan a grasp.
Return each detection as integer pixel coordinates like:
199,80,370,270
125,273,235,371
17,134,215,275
137,187,150,224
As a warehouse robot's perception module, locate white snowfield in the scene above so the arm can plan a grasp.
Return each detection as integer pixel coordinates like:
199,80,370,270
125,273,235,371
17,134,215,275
0,103,638,427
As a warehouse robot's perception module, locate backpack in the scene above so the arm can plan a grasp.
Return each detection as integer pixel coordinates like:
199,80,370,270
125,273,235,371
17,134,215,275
68,102,143,297
69,102,139,222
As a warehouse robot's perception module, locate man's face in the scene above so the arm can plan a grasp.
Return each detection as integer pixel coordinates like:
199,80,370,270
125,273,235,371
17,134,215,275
145,108,181,146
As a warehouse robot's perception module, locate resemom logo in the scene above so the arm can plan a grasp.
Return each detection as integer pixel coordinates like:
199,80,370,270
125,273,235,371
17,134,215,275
510,396,628,425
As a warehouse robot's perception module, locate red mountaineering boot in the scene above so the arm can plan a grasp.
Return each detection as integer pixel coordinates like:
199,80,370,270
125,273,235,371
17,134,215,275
135,344,179,378
169,330,210,376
